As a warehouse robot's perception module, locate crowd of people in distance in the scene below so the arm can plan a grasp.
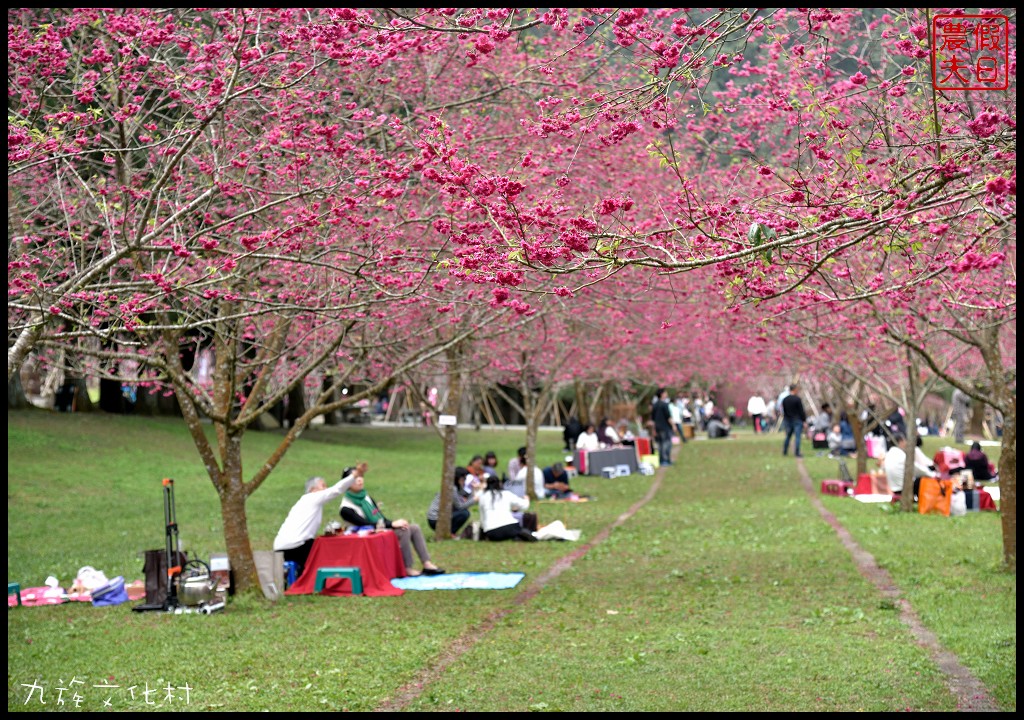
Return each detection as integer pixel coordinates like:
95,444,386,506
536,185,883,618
761,384,1001,504
273,384,999,580
562,388,748,461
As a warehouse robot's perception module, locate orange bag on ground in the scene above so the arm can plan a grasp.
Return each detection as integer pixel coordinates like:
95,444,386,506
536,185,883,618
918,477,953,516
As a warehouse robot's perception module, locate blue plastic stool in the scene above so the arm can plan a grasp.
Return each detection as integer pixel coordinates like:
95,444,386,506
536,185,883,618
283,561,298,588
314,567,363,595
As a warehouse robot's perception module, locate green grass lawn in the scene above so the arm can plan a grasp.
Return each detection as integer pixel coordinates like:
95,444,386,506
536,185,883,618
7,411,1015,711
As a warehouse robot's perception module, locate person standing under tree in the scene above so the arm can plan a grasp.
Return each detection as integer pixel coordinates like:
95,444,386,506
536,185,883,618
651,388,675,467
747,393,767,433
781,385,808,458
563,416,583,452
951,388,970,444
669,394,687,443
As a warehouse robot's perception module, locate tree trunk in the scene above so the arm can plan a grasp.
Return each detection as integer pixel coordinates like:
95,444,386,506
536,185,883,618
212,425,261,595
285,384,306,429
434,345,465,541
899,352,921,513
832,377,866,475
997,395,1015,572
7,324,42,383
522,377,541,500
575,380,588,427
968,401,986,438
849,411,867,476
219,469,261,596
435,422,458,540
587,383,605,429
321,374,340,425
72,377,94,412
167,335,263,596
8,372,31,409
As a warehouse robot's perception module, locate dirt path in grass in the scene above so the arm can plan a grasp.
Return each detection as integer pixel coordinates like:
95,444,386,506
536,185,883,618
374,467,667,712
795,460,999,712
376,457,999,713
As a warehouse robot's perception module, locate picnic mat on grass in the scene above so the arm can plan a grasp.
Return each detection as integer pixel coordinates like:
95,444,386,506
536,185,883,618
9,580,146,607
390,572,525,591
853,494,896,504
853,489,1000,506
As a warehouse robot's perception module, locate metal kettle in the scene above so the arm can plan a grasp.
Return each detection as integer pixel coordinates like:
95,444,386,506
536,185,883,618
178,574,218,606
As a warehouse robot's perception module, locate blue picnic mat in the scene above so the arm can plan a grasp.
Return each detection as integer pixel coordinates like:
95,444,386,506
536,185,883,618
390,572,525,591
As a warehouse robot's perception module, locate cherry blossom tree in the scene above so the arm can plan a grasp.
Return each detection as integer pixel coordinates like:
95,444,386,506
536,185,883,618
7,7,613,590
728,168,1014,563
10,8,1015,582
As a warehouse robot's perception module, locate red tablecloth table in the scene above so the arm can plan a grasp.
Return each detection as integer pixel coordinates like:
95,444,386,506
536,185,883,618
974,488,998,511
285,532,407,597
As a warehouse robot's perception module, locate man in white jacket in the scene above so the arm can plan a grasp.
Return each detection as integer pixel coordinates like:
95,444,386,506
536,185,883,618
273,464,363,575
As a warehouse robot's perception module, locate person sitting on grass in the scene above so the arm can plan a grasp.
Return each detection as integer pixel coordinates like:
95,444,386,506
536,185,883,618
512,462,546,500
616,420,636,445
506,446,526,490
482,451,501,481
474,476,537,542
542,462,575,499
964,441,998,482
810,403,833,437
340,465,445,576
882,434,937,499
839,414,857,455
706,409,731,439
597,417,619,445
827,424,845,458
882,434,910,496
576,423,601,451
273,464,362,578
463,454,487,494
426,466,480,538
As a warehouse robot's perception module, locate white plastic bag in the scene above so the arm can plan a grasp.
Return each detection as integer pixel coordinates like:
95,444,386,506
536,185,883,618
75,566,109,591
950,490,967,517
533,520,581,542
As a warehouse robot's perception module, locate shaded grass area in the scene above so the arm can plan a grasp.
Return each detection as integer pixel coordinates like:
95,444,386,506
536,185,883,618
7,412,1015,711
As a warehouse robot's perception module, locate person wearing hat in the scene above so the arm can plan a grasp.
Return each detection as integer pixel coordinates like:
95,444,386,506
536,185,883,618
563,455,578,479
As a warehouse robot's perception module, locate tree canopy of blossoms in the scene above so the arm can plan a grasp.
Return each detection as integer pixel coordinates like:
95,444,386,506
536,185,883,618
8,8,1016,583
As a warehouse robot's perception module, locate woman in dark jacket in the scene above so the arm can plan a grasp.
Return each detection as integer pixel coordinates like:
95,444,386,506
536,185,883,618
426,467,479,536
964,442,998,481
